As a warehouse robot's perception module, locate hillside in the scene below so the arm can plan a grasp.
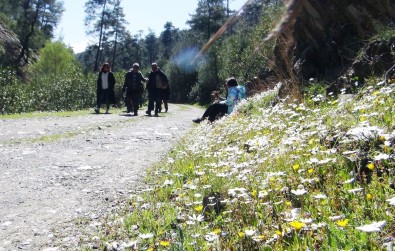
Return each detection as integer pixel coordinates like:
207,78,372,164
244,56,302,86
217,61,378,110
89,77,395,250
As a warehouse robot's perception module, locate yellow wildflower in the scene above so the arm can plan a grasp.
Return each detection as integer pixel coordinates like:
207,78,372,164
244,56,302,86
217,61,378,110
238,232,245,238
336,219,349,227
285,201,291,206
366,193,373,200
289,221,305,231
251,190,257,198
194,205,203,212
160,241,170,247
213,228,221,235
367,163,375,171
292,164,300,171
147,248,154,251
308,168,314,174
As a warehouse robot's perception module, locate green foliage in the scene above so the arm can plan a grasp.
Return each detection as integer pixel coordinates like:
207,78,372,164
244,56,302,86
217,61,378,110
166,61,198,103
0,65,97,113
190,47,222,104
370,21,395,41
3,0,64,65
191,5,283,105
187,0,227,40
30,41,76,76
217,6,282,82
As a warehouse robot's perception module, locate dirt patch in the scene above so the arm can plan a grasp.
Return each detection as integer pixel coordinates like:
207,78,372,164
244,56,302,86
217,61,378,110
0,104,203,250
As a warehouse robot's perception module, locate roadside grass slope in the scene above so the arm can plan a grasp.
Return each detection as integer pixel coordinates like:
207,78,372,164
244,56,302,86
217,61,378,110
91,78,395,251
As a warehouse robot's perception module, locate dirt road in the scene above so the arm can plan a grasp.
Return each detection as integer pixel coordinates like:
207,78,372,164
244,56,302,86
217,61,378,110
0,104,202,251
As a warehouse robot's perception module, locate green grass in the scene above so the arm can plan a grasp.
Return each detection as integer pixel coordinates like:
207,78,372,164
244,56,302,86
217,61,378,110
0,109,95,119
82,80,395,250
0,108,128,145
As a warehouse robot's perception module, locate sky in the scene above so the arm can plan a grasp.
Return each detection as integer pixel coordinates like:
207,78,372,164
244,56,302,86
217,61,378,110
55,0,247,53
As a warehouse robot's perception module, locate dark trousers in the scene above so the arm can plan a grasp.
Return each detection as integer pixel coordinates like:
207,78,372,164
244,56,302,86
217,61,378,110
202,103,228,121
163,100,168,111
126,91,141,114
139,92,144,107
97,89,110,110
147,88,161,115
159,100,169,112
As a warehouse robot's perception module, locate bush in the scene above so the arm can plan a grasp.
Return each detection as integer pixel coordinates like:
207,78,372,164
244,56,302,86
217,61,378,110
0,65,98,114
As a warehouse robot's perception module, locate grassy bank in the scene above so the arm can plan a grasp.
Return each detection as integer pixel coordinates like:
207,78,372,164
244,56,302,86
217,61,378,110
91,78,395,250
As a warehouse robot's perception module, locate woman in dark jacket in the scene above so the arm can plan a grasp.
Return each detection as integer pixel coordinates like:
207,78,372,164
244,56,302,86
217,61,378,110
95,62,116,114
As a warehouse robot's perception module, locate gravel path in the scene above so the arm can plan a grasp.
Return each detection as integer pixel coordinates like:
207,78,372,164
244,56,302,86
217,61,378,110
0,104,203,251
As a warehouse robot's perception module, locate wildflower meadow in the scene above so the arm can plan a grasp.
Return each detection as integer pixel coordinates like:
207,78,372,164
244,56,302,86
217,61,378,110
96,78,395,250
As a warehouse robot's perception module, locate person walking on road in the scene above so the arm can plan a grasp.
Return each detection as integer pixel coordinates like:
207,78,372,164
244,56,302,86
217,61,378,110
146,63,169,116
122,63,147,116
95,62,116,114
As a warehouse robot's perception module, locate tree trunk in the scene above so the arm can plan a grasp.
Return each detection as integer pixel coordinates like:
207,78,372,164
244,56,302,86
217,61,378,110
93,0,107,72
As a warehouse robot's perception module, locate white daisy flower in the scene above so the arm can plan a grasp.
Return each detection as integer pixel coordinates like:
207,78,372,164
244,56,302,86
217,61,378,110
204,233,219,242
356,221,386,232
163,179,174,186
386,197,395,206
348,188,363,194
244,229,256,236
312,194,327,199
138,233,154,239
291,185,307,196
374,153,390,161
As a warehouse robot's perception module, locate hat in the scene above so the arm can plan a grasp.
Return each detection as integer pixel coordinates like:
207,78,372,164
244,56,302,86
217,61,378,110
132,63,140,68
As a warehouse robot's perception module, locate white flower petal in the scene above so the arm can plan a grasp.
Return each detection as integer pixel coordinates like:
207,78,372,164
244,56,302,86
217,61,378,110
356,221,386,232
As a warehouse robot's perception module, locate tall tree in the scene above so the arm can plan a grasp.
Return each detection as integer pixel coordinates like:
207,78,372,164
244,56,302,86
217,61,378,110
85,0,117,71
107,0,127,71
115,32,139,70
160,22,179,60
187,0,227,40
239,0,265,27
1,0,64,68
145,30,158,64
